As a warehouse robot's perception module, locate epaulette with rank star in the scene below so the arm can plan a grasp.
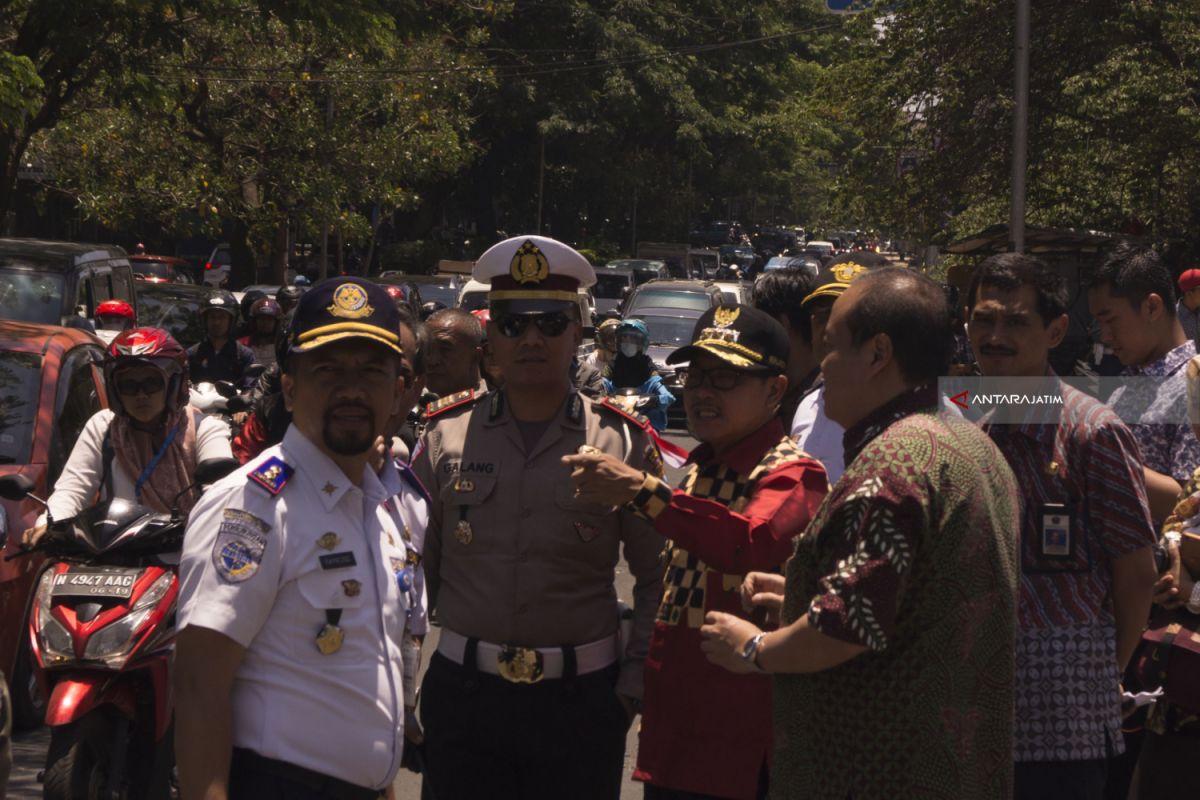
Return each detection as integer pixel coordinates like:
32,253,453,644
597,397,653,431
424,389,482,420
248,455,293,495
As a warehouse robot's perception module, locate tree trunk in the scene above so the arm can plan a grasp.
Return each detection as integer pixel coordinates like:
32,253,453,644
271,219,288,285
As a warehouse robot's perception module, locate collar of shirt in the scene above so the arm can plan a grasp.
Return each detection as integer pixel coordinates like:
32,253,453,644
1178,298,1200,319
980,368,1063,446
685,416,786,473
483,389,586,431
1123,340,1196,378
842,383,940,465
280,425,390,509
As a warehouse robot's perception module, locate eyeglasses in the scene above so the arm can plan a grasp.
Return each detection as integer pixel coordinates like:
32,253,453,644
678,366,750,391
495,312,572,339
116,375,166,396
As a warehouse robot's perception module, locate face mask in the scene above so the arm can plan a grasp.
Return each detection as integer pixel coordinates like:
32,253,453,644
620,343,639,358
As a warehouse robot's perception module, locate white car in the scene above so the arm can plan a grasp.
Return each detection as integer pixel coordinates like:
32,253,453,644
202,244,232,287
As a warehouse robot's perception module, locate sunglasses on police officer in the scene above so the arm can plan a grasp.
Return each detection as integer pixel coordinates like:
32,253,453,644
494,312,573,339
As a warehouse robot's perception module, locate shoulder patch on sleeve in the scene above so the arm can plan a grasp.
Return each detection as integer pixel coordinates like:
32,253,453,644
424,389,481,419
247,455,293,495
598,397,652,430
212,508,270,583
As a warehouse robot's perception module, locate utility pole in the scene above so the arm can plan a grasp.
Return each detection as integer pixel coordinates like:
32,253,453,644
630,184,638,256
1010,0,1030,253
536,132,545,234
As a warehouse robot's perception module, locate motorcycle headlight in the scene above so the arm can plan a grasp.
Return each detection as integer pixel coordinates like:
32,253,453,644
82,572,174,666
36,571,73,662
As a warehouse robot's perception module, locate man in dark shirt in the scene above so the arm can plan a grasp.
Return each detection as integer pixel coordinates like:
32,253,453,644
187,292,255,389
750,269,820,425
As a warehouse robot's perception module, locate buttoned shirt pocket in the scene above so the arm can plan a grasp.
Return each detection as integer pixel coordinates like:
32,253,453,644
554,482,618,546
439,475,498,550
296,563,369,611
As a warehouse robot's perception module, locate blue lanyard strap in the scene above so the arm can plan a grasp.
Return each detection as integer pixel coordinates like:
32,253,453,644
134,423,181,503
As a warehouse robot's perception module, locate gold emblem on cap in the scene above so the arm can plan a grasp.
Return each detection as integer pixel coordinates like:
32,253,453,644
713,306,740,328
510,240,550,285
832,263,867,283
317,532,341,551
342,579,362,598
328,283,374,319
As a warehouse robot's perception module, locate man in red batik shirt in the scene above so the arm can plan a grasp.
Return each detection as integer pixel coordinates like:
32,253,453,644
565,304,828,800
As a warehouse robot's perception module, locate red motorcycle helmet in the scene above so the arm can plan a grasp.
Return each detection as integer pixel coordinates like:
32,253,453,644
104,327,190,416
96,300,135,320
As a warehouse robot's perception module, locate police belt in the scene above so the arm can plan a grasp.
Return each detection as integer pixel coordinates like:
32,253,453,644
437,629,618,684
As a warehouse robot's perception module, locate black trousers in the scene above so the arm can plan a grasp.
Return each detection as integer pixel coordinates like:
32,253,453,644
228,748,381,800
420,650,628,800
1015,758,1108,800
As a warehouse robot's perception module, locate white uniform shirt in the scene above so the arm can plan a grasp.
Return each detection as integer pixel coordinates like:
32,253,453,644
178,425,418,791
790,385,846,484
44,408,231,523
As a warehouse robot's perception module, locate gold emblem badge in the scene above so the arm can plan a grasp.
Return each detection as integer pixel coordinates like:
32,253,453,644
831,263,867,283
322,482,337,495
317,532,340,551
454,519,473,545
327,283,374,319
341,579,362,598
402,525,412,542
456,478,475,492
509,240,550,285
497,645,545,684
315,623,344,655
713,306,740,328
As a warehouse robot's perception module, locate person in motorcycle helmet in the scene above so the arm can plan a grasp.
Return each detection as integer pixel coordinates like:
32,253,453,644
239,297,282,368
187,292,256,389
95,299,136,334
603,318,675,431
238,289,268,335
584,317,620,373
22,328,233,545
276,284,303,317
420,300,447,320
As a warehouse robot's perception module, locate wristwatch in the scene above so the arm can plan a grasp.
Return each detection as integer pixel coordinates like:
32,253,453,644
740,632,767,673
1187,581,1200,615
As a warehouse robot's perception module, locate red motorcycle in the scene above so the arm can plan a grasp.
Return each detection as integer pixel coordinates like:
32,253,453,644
0,458,236,800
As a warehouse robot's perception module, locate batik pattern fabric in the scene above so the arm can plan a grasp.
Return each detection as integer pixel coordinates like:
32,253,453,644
772,385,1021,800
1109,340,1200,483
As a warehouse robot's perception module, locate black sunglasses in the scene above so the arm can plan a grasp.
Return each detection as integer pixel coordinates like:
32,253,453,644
116,375,166,396
495,312,573,339
678,366,751,391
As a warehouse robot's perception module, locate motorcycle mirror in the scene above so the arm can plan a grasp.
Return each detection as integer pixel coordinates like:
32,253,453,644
194,458,241,487
214,380,238,399
244,363,267,382
0,474,35,501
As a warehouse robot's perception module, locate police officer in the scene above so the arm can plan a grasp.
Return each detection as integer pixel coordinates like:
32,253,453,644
413,235,665,800
175,277,421,800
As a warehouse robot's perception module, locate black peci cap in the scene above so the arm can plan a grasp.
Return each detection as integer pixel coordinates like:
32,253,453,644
288,277,404,357
666,304,789,373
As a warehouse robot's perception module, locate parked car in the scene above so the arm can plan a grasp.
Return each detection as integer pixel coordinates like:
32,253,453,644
202,243,232,287
374,277,423,316
0,239,138,329
713,280,753,305
134,282,223,347
606,259,669,285
623,280,724,318
719,244,756,273
592,266,636,318
763,256,820,276
688,221,738,248
804,241,836,260
129,254,192,284
0,321,109,730
379,273,462,310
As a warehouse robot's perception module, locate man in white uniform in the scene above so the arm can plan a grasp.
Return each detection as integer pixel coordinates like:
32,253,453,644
175,277,420,800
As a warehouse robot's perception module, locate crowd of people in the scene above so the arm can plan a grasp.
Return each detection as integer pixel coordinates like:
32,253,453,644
13,233,1200,800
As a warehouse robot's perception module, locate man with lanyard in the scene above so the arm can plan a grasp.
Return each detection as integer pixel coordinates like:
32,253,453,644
968,254,1156,800
413,235,664,800
565,304,829,800
175,277,420,799
187,291,256,389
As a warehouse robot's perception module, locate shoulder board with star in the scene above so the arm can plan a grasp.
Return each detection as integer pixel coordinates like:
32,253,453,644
247,455,294,496
424,389,482,420
596,397,652,431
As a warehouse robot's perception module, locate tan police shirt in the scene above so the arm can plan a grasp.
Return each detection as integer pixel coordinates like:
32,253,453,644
412,390,665,699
